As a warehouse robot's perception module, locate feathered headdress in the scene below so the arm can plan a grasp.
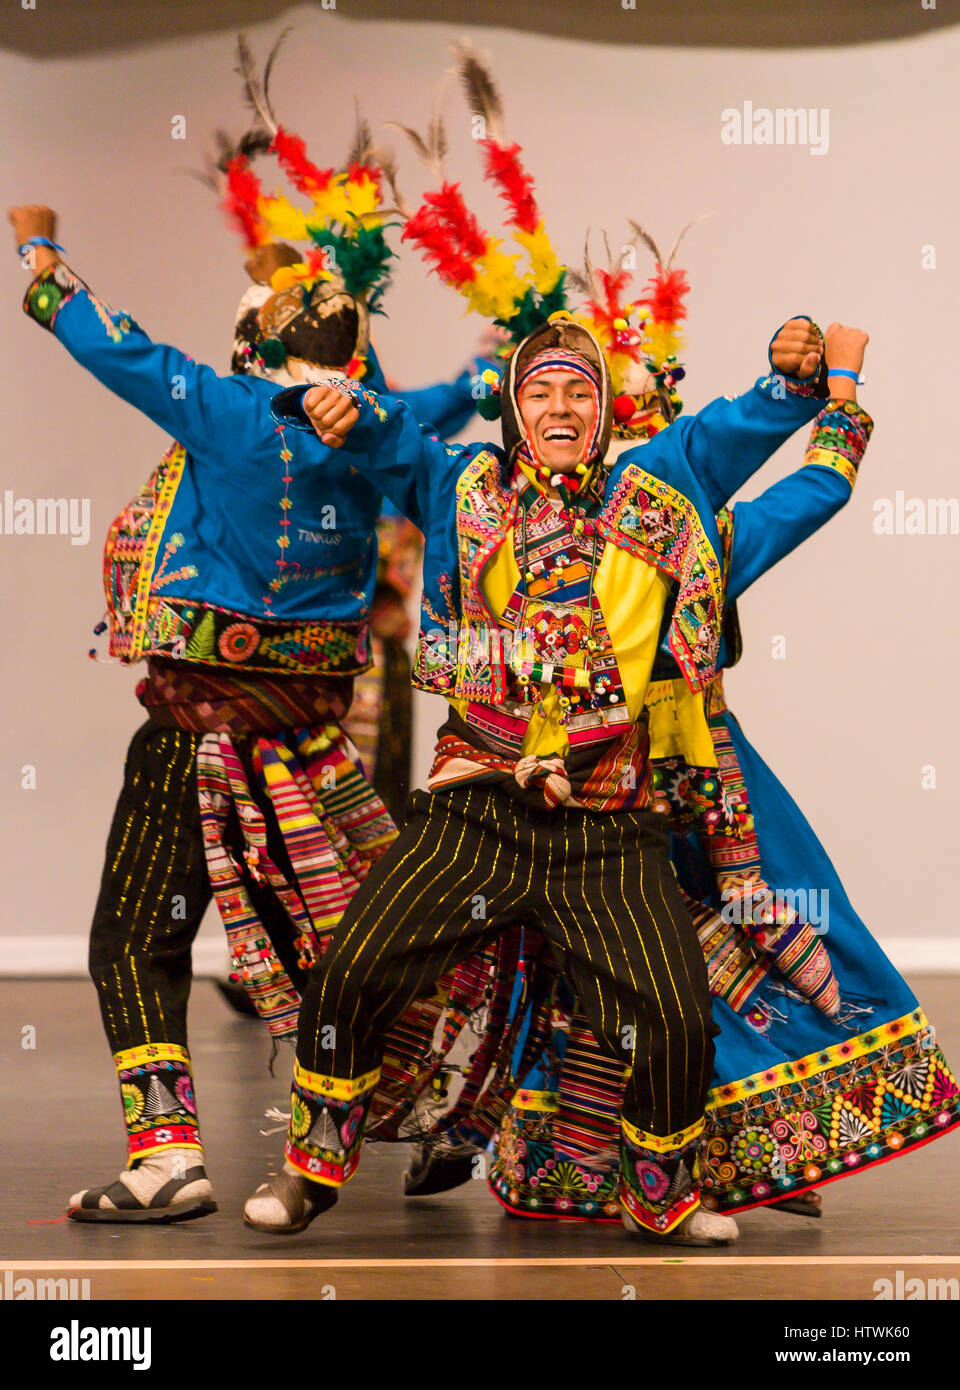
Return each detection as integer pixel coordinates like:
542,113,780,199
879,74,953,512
388,45,566,365
198,31,399,377
569,222,696,439
391,40,694,438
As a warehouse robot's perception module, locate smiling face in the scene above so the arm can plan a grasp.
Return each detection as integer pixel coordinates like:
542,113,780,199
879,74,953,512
517,370,598,472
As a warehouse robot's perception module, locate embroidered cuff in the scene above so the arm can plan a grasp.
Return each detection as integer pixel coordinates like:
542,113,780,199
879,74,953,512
22,262,83,331
334,376,389,425
804,398,874,486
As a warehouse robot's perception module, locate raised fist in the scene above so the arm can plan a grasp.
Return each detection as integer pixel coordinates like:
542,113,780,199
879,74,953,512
770,317,823,379
7,204,58,249
824,322,868,375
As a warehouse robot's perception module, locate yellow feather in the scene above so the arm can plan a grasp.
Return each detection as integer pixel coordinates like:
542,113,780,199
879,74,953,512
259,194,309,242
463,240,525,319
642,322,684,368
514,222,564,294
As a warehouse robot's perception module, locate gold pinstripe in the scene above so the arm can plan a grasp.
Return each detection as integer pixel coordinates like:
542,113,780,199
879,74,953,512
612,819,671,1126
653,867,713,1104
593,817,647,1087
374,793,534,1030
299,786,711,1159
313,792,457,1066
418,793,539,1017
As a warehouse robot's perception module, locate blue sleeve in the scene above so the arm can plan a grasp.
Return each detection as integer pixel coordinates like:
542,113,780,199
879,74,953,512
271,381,473,535
726,399,874,600
683,374,825,512
363,347,499,440
401,368,477,439
23,265,256,462
401,356,501,439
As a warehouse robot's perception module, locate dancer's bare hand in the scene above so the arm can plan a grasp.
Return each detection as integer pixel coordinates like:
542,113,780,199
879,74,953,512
303,383,360,448
824,323,868,374
770,317,823,379
8,204,57,246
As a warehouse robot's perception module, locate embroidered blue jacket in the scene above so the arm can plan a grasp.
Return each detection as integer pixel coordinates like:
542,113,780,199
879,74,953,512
22,263,486,675
273,344,828,697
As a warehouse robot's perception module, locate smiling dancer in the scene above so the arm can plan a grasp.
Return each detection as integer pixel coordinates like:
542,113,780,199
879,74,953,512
241,50,841,1244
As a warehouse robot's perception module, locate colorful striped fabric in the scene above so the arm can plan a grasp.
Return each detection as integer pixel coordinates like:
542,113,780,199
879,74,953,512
197,722,395,1042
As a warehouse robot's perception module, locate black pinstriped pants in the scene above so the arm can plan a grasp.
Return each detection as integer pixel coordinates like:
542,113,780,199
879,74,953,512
287,783,717,1223
89,721,305,1163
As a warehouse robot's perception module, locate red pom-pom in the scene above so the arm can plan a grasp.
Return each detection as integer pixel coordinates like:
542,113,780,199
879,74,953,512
613,394,637,424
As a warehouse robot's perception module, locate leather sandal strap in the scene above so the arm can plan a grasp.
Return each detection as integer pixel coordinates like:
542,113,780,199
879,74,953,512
81,1181,146,1211
149,1166,208,1209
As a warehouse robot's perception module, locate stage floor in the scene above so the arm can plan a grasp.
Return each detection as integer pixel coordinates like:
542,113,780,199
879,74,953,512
2,977,958,1301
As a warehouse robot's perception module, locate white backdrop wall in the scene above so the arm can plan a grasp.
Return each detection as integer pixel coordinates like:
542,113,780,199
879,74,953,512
1,6,957,971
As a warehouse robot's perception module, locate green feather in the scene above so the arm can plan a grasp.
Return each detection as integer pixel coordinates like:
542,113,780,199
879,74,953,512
307,223,396,300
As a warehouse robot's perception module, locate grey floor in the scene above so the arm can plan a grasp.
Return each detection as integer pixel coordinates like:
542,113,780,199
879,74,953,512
2,977,959,1299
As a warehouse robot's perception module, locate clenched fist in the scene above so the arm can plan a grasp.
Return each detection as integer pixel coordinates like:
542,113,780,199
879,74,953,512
8,205,60,273
303,382,360,448
823,322,868,375
770,317,823,379
8,203,57,245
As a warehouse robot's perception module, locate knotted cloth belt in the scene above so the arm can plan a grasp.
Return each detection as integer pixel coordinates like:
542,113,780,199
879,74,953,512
427,736,578,810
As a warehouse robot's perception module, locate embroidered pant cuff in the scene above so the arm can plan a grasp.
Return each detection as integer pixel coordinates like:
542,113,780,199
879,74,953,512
284,1061,381,1187
115,1044,203,1166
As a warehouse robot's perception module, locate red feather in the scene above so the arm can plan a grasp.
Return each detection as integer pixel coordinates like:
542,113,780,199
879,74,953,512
223,155,268,250
481,140,539,233
584,268,643,359
421,183,488,260
270,126,334,195
402,203,478,286
346,161,382,195
637,265,690,323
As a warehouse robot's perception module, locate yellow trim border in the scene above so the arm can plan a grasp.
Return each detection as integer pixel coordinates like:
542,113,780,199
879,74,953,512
114,1042,192,1071
708,1008,930,1109
805,447,857,488
130,443,187,661
294,1060,381,1102
622,1115,705,1154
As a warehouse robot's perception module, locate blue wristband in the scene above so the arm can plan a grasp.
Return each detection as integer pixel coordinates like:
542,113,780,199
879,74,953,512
18,236,66,258
827,368,860,383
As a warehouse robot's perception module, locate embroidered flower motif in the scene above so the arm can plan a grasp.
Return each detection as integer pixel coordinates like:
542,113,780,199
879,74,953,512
28,280,64,323
633,1158,670,1201
339,1104,365,1150
732,1125,777,1174
218,623,260,663
121,1083,144,1122
174,1075,196,1116
289,1093,311,1140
